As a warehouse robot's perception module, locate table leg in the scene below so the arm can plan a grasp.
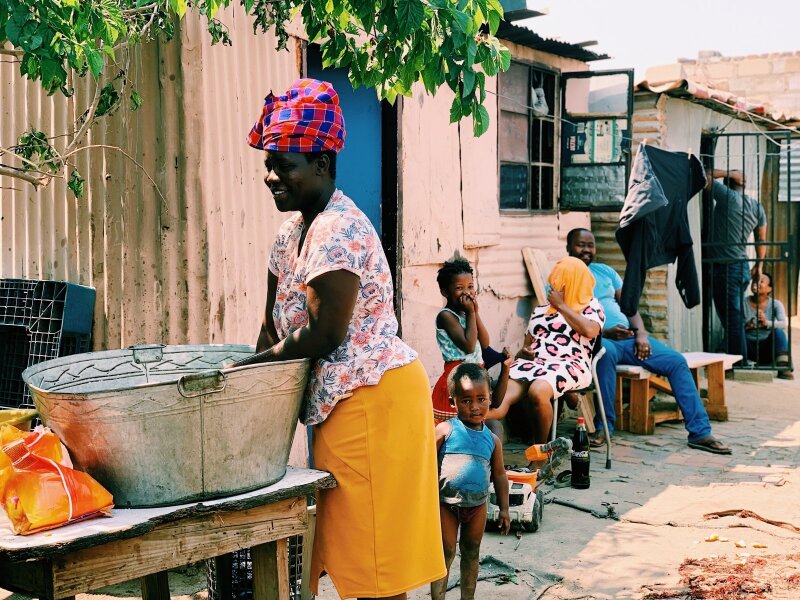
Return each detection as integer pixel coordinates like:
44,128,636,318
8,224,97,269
252,538,290,600
140,571,170,600
615,375,625,431
705,362,728,421
629,378,654,435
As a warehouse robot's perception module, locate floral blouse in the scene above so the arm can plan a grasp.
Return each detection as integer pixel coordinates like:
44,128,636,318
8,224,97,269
269,190,417,425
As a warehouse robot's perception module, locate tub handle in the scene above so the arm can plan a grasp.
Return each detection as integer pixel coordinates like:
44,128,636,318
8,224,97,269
178,370,227,398
130,344,165,364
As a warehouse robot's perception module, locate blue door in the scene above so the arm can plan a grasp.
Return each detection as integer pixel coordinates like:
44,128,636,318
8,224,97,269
308,48,383,234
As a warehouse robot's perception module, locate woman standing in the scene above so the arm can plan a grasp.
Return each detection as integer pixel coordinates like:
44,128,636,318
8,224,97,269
242,79,445,598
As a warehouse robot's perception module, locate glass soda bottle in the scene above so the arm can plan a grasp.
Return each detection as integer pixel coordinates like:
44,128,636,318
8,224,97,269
571,417,590,489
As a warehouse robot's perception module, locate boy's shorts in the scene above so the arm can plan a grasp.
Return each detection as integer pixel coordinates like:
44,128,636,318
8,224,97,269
442,502,486,525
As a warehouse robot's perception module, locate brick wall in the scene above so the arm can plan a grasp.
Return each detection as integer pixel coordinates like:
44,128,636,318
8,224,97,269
676,51,800,118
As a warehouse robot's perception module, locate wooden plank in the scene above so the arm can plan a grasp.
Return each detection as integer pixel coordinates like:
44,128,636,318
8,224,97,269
141,571,170,600
0,467,334,561
628,378,654,434
682,352,741,370
577,393,596,434
300,507,316,600
616,365,650,379
705,361,728,422
521,247,550,305
252,538,290,600
614,375,627,431
0,558,53,598
50,497,307,598
648,375,672,396
653,409,683,424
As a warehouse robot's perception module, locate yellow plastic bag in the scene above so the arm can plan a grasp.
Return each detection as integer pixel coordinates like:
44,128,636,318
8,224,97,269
0,425,113,535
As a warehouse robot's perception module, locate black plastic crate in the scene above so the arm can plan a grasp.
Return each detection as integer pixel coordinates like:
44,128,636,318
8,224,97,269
0,278,95,408
206,535,306,600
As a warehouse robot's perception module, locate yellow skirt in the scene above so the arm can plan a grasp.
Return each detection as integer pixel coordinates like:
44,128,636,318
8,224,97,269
310,359,446,598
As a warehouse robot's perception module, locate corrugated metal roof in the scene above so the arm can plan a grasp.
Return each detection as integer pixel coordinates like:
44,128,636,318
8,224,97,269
635,79,800,126
497,22,609,63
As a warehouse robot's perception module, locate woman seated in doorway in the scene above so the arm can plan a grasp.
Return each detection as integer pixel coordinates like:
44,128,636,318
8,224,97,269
744,272,793,379
487,257,605,444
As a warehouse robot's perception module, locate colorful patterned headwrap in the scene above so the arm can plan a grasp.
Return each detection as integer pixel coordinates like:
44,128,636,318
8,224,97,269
247,79,346,153
547,257,596,315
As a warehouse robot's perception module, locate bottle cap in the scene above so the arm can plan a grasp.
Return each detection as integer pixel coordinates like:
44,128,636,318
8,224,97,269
577,417,585,424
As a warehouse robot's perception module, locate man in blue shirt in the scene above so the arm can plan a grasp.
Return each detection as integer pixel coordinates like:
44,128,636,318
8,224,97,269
567,228,731,454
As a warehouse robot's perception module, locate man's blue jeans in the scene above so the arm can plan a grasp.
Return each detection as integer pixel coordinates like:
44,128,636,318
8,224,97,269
595,337,712,442
712,262,751,361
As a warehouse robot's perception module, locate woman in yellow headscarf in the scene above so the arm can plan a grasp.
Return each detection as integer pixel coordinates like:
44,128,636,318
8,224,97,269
486,257,605,443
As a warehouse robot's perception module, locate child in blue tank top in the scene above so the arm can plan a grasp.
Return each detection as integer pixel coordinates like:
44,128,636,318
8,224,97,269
431,363,510,600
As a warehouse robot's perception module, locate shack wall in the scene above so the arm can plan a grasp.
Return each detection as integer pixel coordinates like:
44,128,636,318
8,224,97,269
398,44,591,382
0,11,300,351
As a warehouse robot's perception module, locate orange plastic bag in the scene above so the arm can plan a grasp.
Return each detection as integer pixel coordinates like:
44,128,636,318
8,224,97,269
0,425,67,467
0,426,114,535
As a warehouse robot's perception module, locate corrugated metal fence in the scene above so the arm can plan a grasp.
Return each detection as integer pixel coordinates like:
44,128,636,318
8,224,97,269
1,11,300,350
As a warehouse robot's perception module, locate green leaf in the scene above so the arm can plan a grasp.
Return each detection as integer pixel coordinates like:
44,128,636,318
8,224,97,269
129,89,143,111
397,0,425,37
40,58,66,93
68,170,85,198
449,96,463,123
421,59,443,94
473,103,489,136
451,10,472,36
498,46,511,71
169,0,188,18
95,82,120,117
462,68,475,97
85,47,103,78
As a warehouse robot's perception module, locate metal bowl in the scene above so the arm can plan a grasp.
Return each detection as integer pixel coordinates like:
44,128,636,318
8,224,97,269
22,344,309,507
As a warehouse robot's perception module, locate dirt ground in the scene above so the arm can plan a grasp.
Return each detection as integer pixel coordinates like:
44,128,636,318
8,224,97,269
3,328,799,600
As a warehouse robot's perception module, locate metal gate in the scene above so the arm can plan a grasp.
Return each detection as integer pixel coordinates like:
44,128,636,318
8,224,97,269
700,131,797,373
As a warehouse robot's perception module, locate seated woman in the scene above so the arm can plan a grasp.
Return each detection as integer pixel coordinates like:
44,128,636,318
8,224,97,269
744,273,792,379
486,257,604,444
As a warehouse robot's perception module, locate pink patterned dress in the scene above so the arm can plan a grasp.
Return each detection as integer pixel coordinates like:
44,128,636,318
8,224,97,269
508,298,605,399
269,189,417,424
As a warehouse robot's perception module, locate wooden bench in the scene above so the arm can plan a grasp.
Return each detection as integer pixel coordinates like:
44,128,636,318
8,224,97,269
614,352,741,435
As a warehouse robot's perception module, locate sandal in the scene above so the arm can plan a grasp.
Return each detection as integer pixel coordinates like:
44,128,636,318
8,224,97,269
589,433,608,448
688,436,732,455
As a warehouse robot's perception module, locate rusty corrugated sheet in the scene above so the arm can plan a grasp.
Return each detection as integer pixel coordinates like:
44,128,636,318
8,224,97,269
591,212,670,340
479,212,590,300
0,13,300,350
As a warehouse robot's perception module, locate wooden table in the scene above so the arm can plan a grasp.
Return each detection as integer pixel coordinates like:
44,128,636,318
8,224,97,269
615,352,741,434
0,467,334,600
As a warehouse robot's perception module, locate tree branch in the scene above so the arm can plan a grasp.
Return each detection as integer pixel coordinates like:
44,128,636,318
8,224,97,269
63,78,102,158
0,165,47,188
60,143,166,201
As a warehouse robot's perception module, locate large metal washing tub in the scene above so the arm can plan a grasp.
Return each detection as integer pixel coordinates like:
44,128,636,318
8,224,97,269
22,344,309,507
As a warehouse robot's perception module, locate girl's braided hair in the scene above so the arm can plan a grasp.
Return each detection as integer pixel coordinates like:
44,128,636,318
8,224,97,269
437,257,473,289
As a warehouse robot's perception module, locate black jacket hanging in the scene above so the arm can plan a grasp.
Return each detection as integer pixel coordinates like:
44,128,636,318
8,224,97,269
615,144,706,316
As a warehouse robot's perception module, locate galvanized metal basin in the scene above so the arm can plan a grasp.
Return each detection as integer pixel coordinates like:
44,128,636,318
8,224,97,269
22,344,309,507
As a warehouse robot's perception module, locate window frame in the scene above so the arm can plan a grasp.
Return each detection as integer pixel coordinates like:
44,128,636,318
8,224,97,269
498,59,562,215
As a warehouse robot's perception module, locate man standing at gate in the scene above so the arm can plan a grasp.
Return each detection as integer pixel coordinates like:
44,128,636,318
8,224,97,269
566,228,732,454
705,169,767,363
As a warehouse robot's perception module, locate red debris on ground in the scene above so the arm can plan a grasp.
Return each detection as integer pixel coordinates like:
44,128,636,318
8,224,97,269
641,554,800,600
